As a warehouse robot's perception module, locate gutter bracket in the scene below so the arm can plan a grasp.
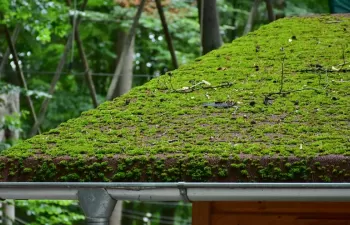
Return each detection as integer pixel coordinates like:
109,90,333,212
78,188,116,225
178,182,191,202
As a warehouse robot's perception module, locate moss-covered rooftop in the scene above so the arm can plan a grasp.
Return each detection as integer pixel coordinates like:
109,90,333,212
1,15,350,182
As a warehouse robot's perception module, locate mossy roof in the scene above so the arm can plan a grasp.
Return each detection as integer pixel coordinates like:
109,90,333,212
1,15,350,182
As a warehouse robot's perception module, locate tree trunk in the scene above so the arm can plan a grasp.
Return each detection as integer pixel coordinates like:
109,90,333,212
197,0,202,26
264,0,275,22
0,92,20,142
244,0,260,35
229,0,238,41
0,93,19,225
112,31,135,98
274,0,285,20
200,0,222,55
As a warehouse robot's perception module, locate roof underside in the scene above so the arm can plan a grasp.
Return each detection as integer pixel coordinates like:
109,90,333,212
1,15,349,182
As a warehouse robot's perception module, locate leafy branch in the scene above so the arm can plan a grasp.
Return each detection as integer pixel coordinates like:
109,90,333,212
0,82,52,99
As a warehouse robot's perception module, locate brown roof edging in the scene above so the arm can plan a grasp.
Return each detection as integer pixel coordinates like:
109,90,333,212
0,154,349,182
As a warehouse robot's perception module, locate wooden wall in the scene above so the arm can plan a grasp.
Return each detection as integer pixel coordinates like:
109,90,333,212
192,201,350,225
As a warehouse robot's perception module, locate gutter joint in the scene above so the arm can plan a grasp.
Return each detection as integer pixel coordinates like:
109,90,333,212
177,182,191,202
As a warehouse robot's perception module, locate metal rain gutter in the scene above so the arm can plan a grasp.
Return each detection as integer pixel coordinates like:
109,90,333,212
1,182,350,202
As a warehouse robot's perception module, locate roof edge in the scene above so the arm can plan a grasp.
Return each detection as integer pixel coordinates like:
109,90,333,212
1,154,349,182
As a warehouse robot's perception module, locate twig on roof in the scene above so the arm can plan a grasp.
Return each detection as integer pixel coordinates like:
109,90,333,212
263,87,322,105
279,54,286,93
173,82,232,93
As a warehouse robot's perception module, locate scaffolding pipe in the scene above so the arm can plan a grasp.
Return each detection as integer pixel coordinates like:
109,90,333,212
1,182,350,202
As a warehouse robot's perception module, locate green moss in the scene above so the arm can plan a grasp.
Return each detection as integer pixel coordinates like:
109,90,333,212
218,168,228,177
231,163,246,169
64,173,80,181
33,162,58,181
1,15,350,182
23,168,32,173
240,170,249,176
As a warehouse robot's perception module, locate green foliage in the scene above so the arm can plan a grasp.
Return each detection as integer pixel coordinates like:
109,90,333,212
15,200,84,225
286,0,329,15
2,1,70,42
0,81,52,99
0,0,9,14
0,111,28,151
1,113,22,132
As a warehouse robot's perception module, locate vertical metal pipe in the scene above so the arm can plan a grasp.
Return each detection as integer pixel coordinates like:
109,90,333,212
3,200,15,225
78,188,116,225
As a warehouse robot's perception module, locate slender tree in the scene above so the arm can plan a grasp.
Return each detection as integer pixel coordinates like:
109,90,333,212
112,31,135,97
244,0,260,35
0,92,19,225
200,0,222,55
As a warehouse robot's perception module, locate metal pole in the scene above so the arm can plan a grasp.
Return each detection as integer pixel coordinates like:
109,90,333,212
78,188,116,225
3,200,15,225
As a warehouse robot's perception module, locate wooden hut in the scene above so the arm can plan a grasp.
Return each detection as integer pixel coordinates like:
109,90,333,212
1,14,350,224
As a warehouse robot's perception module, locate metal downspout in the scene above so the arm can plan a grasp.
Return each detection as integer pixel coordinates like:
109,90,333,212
78,188,116,225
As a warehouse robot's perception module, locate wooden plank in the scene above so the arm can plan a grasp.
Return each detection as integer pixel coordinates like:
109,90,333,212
211,214,298,225
211,214,350,225
212,201,350,214
296,219,350,225
192,202,211,225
